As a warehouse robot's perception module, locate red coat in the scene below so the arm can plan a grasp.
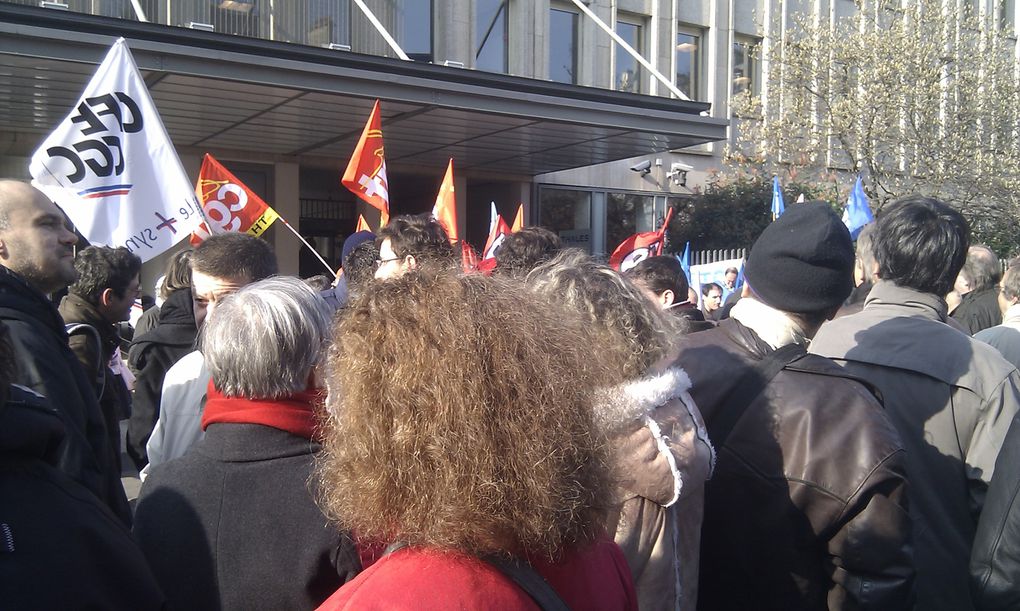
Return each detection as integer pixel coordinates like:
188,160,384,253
317,538,638,610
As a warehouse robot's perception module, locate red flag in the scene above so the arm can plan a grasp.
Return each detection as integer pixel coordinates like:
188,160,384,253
461,240,478,273
483,215,511,260
432,159,458,244
511,203,525,233
354,214,371,233
608,207,675,272
190,153,280,245
341,100,390,227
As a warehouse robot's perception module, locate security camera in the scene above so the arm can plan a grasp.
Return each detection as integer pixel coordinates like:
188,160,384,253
670,162,693,173
630,160,652,175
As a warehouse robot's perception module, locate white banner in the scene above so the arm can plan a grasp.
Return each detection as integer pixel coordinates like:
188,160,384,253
690,257,744,307
29,38,202,262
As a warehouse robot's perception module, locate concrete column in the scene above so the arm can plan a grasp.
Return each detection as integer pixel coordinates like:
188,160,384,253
272,161,300,276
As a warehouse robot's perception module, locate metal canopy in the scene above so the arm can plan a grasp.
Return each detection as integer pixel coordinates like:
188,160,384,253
0,3,728,177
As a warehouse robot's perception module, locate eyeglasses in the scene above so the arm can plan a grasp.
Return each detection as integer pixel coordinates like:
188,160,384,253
375,256,401,269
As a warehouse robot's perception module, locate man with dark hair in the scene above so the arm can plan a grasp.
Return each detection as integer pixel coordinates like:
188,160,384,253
0,180,130,524
625,256,712,332
812,196,1020,611
952,245,1003,334
374,214,455,280
142,233,278,476
700,282,723,321
493,226,562,278
59,246,141,472
673,202,913,609
321,230,378,311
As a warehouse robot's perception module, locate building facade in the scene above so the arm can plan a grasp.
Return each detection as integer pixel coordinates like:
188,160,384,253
2,0,1015,283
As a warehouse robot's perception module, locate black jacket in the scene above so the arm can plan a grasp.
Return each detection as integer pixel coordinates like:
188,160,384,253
971,410,1020,609
673,319,914,610
133,422,361,611
58,293,132,469
953,287,1003,335
0,384,165,609
0,266,131,524
126,288,197,469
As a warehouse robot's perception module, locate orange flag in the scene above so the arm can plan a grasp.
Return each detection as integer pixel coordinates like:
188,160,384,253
511,203,525,233
483,215,511,260
354,214,371,233
431,158,458,244
190,153,280,245
341,100,390,227
608,207,675,272
461,241,478,273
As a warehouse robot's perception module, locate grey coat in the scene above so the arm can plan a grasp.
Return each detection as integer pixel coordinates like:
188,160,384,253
812,280,1020,611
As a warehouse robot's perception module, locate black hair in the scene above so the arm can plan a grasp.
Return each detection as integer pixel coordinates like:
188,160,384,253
377,214,455,265
873,196,969,296
344,240,380,295
494,226,563,278
68,246,142,305
701,282,723,297
625,256,689,300
191,233,278,283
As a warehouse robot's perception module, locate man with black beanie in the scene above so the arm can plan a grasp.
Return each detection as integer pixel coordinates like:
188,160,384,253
673,201,914,610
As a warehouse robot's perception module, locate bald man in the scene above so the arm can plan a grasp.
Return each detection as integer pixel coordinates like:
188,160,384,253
0,180,130,524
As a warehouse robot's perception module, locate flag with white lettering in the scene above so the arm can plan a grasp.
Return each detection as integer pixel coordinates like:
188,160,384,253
609,207,675,272
29,38,202,261
190,153,279,244
341,100,390,227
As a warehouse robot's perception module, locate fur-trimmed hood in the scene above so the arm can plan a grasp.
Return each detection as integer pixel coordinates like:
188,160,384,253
594,366,693,432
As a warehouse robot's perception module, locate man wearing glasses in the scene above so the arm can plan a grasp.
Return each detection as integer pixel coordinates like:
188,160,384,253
374,214,456,281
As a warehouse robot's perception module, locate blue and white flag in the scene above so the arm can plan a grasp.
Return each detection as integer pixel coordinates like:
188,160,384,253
842,176,874,240
677,241,691,281
30,38,202,262
771,176,785,220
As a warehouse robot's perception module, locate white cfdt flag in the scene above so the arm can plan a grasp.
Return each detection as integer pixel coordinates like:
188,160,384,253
30,38,202,261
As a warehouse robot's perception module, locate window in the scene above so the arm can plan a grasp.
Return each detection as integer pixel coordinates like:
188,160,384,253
476,0,508,72
731,37,760,95
549,7,579,84
1002,0,1017,35
540,188,591,252
615,18,643,93
605,193,655,254
675,28,701,100
356,0,432,61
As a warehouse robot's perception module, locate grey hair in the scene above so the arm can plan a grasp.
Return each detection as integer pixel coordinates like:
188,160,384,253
1003,258,1020,301
199,276,332,399
961,245,1001,291
856,223,877,280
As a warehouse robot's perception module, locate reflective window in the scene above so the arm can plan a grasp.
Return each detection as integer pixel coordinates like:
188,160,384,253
615,20,642,93
550,8,579,84
675,29,701,100
356,0,432,61
476,0,508,73
540,189,592,252
606,193,655,254
732,37,759,95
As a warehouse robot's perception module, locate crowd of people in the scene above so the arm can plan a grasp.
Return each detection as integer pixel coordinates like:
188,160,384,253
2,176,1020,610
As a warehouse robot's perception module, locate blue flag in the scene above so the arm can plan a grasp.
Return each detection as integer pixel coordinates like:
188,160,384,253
771,176,785,220
842,176,874,240
677,241,691,281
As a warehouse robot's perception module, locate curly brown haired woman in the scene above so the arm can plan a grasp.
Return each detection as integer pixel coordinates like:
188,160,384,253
316,269,638,610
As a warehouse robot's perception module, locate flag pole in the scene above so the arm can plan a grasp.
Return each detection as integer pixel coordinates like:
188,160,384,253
278,217,335,275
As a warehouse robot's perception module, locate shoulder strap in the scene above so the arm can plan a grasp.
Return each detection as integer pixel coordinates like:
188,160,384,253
381,543,570,611
65,323,106,397
706,341,806,449
483,554,570,611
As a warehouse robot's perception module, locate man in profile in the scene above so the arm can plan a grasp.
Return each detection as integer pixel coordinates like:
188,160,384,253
0,179,130,523
374,214,455,281
952,245,1003,334
625,255,712,332
142,232,278,475
59,246,141,472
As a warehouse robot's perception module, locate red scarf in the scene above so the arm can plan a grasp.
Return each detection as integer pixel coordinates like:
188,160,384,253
201,381,322,440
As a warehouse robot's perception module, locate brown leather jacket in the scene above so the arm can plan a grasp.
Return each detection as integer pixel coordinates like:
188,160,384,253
674,318,914,610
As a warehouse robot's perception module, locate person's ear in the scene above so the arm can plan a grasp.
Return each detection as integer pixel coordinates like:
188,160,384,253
660,289,675,307
99,287,116,308
404,254,417,270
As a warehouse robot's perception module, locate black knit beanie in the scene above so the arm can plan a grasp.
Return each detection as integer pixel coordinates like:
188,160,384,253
744,201,854,313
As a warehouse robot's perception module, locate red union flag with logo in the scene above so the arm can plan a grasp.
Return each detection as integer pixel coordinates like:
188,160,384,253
189,154,280,245
342,100,390,227
609,207,675,272
29,38,202,262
